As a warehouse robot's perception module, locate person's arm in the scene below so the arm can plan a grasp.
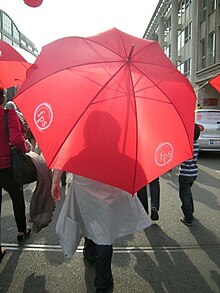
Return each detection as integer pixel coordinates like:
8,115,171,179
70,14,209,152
8,109,31,152
51,170,63,201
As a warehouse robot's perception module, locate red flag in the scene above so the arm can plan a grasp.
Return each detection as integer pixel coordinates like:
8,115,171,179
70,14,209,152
209,74,220,93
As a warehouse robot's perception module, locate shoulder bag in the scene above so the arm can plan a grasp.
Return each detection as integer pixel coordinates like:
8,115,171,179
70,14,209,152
4,109,37,187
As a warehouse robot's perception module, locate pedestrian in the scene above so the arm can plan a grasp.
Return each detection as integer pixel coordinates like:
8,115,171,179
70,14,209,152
52,171,151,293
178,123,201,226
137,177,160,221
0,188,6,262
0,87,31,241
61,171,67,187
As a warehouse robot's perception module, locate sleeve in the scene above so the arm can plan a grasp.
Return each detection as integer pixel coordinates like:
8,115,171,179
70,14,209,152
8,109,27,152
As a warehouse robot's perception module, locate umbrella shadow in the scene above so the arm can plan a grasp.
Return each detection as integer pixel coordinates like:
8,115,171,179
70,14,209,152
188,219,220,269
193,182,220,211
0,250,22,292
196,167,220,188
132,224,214,292
63,110,147,194
23,273,49,293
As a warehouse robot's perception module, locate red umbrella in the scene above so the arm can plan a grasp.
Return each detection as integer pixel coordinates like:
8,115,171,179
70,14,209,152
208,74,220,93
0,40,31,89
14,28,196,194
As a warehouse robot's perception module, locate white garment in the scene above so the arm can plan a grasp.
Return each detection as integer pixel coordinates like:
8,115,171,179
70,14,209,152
56,175,151,258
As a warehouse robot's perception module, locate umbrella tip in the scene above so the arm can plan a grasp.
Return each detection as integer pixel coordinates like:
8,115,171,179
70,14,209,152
126,44,135,63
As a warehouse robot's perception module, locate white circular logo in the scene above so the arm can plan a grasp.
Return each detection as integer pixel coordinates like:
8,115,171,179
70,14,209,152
34,103,53,131
155,142,173,166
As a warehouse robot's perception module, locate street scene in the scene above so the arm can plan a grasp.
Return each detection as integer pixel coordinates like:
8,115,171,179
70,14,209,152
0,151,219,293
1,1,220,293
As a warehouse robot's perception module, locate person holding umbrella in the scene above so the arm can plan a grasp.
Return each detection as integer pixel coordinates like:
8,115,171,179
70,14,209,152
137,177,160,221
51,111,152,293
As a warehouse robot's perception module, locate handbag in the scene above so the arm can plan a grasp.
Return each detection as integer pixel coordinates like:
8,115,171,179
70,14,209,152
4,109,37,187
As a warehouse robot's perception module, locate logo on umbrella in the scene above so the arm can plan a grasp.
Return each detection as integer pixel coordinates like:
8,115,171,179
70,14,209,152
34,102,53,131
155,142,173,166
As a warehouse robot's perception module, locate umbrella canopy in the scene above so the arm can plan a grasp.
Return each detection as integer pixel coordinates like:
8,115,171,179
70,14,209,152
14,28,196,194
0,40,31,89
208,74,220,93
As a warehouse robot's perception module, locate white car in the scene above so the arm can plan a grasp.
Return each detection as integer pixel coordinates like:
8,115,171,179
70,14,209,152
195,109,220,151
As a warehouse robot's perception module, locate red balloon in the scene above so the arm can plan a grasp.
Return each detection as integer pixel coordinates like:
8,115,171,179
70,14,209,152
24,0,43,7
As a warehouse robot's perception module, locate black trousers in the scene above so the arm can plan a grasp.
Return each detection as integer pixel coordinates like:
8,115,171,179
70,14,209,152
137,177,160,214
84,237,113,289
0,168,27,232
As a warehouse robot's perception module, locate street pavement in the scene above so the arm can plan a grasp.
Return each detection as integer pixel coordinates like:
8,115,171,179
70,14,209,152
0,153,220,293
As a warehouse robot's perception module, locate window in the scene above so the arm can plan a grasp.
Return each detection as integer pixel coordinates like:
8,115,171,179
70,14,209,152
184,58,191,76
164,45,171,58
209,0,216,13
13,24,19,42
184,23,192,43
200,0,207,21
2,36,12,45
200,39,206,68
178,30,185,50
177,62,184,74
2,13,12,35
209,32,216,65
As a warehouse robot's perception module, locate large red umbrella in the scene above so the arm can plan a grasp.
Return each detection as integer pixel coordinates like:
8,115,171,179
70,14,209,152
0,40,31,89
14,28,196,194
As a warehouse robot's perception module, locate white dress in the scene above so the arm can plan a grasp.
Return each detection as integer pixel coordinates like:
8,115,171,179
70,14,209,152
56,174,152,258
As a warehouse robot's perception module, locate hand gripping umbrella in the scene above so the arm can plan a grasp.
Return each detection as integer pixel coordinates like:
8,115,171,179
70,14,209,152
14,28,196,194
0,40,31,89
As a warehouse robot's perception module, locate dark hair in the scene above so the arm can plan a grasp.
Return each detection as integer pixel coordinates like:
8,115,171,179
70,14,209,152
194,124,201,141
0,87,5,105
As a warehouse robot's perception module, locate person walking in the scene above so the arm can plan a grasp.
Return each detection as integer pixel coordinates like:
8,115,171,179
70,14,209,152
137,177,160,221
0,88,31,241
52,171,151,293
178,124,201,226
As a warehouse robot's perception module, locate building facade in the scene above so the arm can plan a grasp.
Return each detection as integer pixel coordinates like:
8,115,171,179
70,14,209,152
0,9,38,99
0,9,38,58
144,0,220,109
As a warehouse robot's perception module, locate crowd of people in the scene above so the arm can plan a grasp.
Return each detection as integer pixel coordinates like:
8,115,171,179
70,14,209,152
0,87,201,292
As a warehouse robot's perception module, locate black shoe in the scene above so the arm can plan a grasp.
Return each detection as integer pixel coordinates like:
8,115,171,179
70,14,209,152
17,228,31,242
180,218,192,226
96,284,113,293
151,206,159,221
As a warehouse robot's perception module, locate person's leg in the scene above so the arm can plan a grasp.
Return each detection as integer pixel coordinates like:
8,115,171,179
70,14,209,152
149,177,160,210
179,175,196,224
95,244,113,291
83,237,96,265
137,185,149,214
149,178,160,220
61,172,67,187
1,168,27,234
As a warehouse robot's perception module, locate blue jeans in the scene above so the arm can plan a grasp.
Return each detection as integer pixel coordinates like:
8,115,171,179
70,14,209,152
137,177,160,214
179,175,196,223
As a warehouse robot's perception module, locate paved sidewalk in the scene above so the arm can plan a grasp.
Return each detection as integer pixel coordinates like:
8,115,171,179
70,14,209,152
0,166,220,293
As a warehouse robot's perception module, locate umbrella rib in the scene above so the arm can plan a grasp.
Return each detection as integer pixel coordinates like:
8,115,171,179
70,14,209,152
50,63,127,166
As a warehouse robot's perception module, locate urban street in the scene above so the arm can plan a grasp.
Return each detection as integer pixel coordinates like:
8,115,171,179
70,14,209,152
0,151,219,293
